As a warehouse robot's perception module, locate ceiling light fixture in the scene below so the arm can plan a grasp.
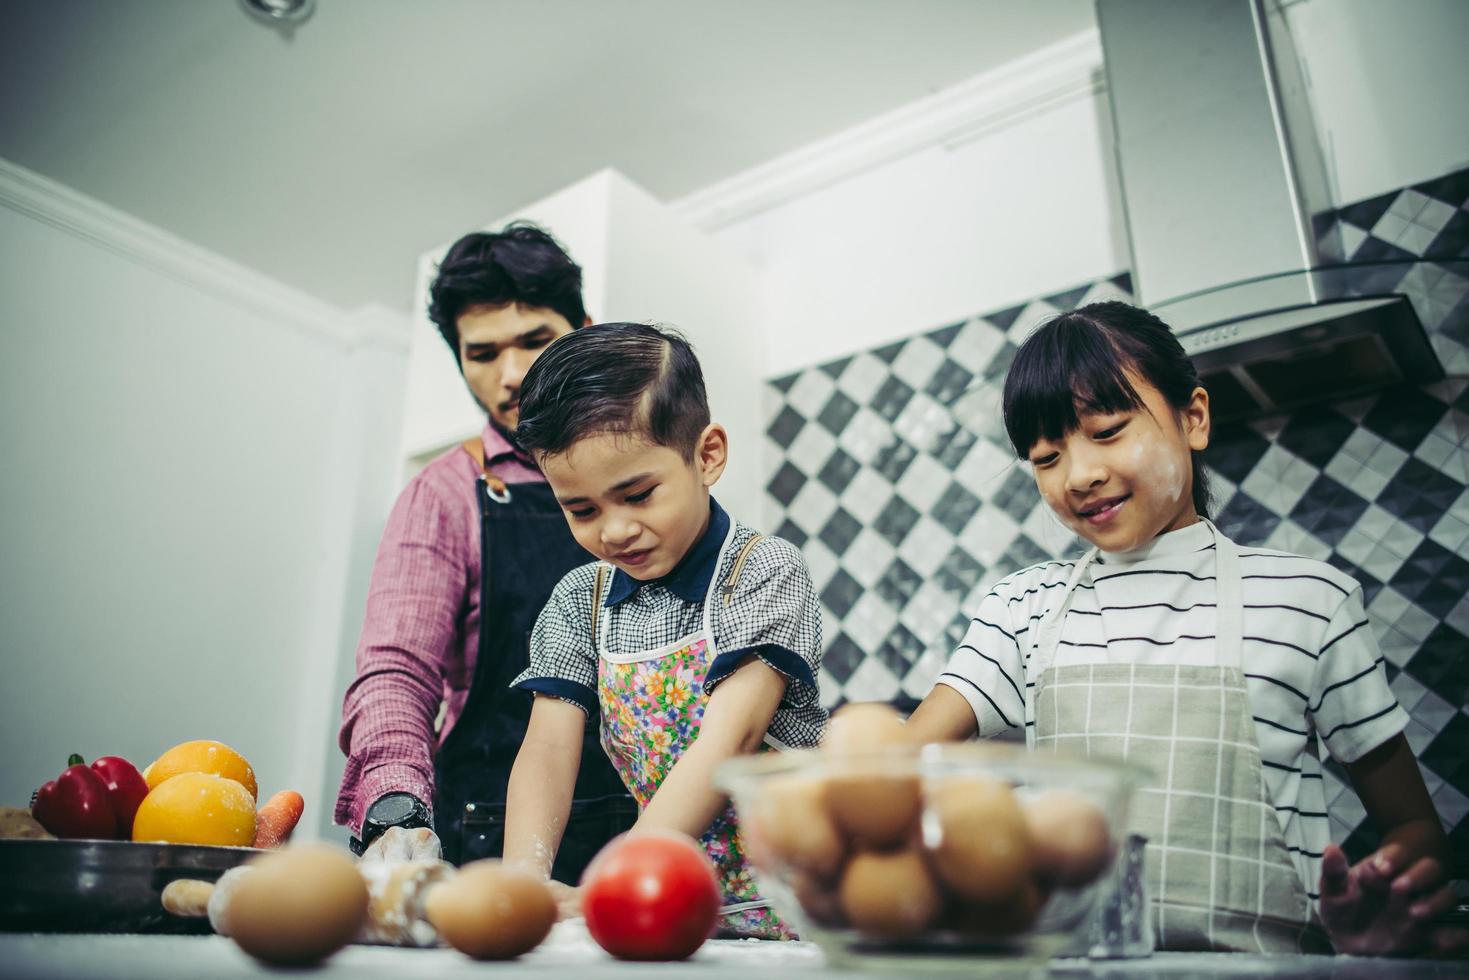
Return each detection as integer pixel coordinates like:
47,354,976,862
240,0,316,27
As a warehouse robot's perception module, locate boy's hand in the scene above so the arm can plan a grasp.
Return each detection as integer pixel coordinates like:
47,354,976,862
1318,842,1466,956
547,880,583,920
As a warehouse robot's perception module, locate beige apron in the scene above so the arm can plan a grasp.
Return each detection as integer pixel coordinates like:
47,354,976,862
1031,519,1329,953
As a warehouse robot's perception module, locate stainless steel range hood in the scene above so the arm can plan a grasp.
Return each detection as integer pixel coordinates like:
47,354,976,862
1095,0,1443,422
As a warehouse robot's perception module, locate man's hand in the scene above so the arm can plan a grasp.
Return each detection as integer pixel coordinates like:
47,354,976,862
360,825,442,863
546,880,582,921
1318,842,1467,956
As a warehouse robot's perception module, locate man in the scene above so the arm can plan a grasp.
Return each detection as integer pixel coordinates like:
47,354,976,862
336,222,634,873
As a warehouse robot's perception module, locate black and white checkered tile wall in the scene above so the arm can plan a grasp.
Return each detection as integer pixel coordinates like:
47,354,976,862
763,165,1469,865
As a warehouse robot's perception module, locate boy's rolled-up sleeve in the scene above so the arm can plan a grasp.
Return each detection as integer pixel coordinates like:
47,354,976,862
511,564,600,716
705,536,822,706
935,586,1026,737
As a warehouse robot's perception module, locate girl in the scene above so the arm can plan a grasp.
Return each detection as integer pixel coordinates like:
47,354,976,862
906,301,1460,955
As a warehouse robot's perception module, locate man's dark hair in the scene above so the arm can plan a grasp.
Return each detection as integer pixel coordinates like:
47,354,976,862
1002,300,1213,519
426,222,587,363
516,323,711,460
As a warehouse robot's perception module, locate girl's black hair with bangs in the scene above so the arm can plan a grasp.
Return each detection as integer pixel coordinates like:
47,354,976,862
1001,300,1212,518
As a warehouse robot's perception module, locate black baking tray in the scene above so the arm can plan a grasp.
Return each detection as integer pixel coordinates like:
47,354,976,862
0,839,260,933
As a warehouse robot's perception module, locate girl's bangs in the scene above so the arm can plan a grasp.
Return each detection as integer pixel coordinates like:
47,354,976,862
1003,317,1144,457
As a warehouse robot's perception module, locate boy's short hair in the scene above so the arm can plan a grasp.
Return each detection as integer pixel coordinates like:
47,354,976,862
515,323,711,460
426,221,587,363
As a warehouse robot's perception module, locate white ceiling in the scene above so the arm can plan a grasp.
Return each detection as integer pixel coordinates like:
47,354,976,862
0,0,1094,312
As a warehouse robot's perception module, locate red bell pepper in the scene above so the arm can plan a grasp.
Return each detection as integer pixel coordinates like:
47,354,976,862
90,756,150,838
32,754,117,840
31,753,150,840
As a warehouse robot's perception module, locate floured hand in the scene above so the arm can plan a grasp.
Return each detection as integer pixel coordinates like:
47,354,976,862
1318,842,1467,956
546,880,583,921
361,826,442,864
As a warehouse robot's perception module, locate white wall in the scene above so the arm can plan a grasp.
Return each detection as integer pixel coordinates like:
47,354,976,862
0,160,409,834
687,33,1127,379
711,92,1126,378
691,3,1469,381
1288,0,1469,205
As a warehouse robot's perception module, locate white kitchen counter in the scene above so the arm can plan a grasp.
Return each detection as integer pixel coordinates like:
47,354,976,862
5,925,1468,980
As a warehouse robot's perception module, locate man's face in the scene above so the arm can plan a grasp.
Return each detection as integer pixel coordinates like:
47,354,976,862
457,303,576,429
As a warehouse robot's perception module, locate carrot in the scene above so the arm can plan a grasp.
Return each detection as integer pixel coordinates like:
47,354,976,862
252,790,305,848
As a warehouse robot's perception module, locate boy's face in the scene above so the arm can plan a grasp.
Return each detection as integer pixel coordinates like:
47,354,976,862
457,303,578,429
540,427,728,581
1026,375,1210,553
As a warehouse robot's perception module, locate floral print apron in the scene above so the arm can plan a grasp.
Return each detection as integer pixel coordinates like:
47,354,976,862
594,524,795,939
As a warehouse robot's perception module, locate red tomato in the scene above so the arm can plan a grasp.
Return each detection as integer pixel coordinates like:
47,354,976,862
581,831,721,961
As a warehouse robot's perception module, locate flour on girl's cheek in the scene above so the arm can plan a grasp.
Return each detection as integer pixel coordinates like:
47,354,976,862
1038,439,1188,551
1104,440,1187,551
1133,439,1186,507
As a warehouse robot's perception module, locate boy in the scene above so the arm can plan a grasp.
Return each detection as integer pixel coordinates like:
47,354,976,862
503,323,826,937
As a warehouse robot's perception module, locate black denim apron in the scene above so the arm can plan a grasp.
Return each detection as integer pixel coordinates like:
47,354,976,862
433,466,635,879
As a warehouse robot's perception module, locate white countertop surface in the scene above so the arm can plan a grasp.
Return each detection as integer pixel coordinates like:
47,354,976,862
4,923,1468,980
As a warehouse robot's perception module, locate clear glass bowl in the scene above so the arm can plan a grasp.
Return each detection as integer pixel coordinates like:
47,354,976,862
716,742,1145,968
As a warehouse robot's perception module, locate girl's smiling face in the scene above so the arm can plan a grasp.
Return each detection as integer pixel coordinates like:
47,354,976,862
1027,375,1211,552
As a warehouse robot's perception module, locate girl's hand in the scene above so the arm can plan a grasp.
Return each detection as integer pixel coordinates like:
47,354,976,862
546,880,583,921
1318,842,1466,956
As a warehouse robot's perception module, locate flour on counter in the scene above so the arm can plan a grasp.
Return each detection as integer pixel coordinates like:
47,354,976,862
524,920,826,967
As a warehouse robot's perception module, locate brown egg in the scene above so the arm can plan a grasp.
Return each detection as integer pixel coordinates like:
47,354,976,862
1022,789,1113,886
945,877,1045,939
826,774,922,849
823,702,921,848
838,847,942,939
225,844,368,966
790,868,847,929
750,775,846,878
923,777,1031,904
423,860,556,960
823,701,907,753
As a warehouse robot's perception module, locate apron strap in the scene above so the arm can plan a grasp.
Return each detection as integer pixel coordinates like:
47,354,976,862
461,436,511,502
1034,549,1098,673
721,535,764,606
590,564,609,638
1203,520,1245,671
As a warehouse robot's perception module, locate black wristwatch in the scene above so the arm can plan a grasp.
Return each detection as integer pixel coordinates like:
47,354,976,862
350,792,433,856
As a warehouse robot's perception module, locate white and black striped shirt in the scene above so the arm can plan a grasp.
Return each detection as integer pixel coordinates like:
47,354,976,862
936,520,1407,908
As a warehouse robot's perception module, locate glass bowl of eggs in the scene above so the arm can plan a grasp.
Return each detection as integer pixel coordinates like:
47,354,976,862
715,705,1146,969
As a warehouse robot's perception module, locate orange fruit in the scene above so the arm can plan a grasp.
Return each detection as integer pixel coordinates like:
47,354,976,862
132,772,257,846
145,740,257,800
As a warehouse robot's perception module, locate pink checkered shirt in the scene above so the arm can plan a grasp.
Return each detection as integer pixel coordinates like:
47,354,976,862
335,422,542,834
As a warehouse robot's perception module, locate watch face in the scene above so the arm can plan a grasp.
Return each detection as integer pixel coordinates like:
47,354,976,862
370,793,417,825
